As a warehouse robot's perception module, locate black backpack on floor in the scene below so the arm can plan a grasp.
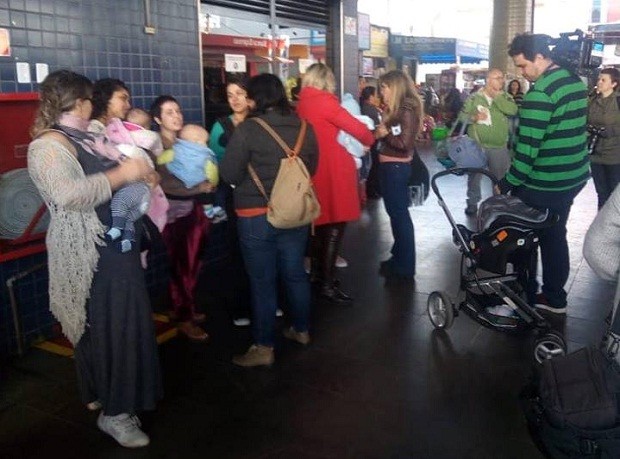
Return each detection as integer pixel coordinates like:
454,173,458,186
521,345,620,458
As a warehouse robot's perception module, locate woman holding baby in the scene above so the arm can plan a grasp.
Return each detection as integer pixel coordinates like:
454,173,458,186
150,95,213,341
28,70,161,448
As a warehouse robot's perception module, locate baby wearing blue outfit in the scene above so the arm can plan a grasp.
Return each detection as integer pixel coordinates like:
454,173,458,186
338,93,375,172
157,124,223,220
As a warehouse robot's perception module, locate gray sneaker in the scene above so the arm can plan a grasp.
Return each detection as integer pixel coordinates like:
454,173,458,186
97,412,150,448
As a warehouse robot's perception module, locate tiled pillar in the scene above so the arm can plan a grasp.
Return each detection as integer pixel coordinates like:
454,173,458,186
327,0,359,97
490,0,533,73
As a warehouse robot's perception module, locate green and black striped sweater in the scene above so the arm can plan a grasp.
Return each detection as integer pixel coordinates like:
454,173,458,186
505,67,590,191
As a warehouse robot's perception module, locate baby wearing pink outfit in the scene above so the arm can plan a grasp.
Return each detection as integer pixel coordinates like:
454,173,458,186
109,109,169,234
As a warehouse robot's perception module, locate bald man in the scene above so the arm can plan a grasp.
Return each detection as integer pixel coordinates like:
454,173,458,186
458,68,518,215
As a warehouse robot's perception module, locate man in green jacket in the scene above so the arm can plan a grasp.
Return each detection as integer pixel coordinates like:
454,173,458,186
499,33,590,314
460,68,518,215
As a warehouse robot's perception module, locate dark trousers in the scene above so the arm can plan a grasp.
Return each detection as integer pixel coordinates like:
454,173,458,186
513,184,584,308
162,202,209,320
591,163,620,209
379,161,416,277
237,214,311,346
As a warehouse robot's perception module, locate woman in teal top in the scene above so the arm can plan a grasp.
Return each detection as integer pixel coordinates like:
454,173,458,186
208,78,250,161
208,77,252,326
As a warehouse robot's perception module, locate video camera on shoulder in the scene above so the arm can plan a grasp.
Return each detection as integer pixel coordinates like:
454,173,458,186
549,29,604,77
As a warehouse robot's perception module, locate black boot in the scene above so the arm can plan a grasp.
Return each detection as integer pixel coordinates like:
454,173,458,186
319,283,353,305
309,232,323,285
318,223,352,305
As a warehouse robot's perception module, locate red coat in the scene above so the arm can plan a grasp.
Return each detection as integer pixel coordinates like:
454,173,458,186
297,87,375,225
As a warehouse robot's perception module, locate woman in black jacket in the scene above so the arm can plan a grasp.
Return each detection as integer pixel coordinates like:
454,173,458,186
221,74,319,367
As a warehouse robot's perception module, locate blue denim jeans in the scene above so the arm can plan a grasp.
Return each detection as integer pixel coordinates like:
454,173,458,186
513,184,585,308
379,162,416,277
237,214,311,346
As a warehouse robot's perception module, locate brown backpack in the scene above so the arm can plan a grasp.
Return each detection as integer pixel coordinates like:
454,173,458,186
247,117,320,229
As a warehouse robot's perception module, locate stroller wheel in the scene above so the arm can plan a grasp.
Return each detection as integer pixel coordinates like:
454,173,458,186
533,332,566,363
427,291,455,330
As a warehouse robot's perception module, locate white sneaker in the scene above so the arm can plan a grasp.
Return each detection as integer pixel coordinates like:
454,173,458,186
486,304,516,317
233,317,251,327
276,308,284,317
97,412,150,448
86,400,102,411
335,255,348,268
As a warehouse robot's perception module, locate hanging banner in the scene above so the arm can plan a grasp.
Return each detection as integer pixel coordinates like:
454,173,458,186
224,54,247,72
358,14,371,50
363,25,390,58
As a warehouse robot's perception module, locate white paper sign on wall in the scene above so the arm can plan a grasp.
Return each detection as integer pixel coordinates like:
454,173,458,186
225,54,247,73
298,58,315,74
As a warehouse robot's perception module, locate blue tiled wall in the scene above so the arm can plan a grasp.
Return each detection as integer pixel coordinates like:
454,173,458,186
0,0,204,356
0,0,203,123
0,252,52,357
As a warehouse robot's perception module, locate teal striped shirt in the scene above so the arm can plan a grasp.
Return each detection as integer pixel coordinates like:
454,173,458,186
505,67,590,191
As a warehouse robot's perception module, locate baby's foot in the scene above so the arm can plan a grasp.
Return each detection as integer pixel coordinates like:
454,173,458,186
106,227,122,241
203,204,215,218
120,239,132,253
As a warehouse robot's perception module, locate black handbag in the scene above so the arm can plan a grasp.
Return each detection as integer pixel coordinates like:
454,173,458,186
408,147,430,206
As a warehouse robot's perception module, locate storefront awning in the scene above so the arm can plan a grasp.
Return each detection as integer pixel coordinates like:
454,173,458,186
390,36,489,64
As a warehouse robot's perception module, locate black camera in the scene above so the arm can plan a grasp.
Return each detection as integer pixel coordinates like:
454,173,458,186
550,30,604,77
586,124,606,154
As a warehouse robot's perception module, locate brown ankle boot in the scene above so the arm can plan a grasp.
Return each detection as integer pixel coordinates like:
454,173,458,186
232,344,274,367
283,326,311,345
177,321,208,341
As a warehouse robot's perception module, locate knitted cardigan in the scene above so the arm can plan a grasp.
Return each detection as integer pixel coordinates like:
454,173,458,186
28,137,111,345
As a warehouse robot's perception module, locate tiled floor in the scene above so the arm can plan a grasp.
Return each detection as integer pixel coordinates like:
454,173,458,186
0,145,616,458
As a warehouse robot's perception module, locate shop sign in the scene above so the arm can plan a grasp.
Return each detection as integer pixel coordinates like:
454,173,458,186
224,54,247,72
358,13,370,50
455,39,489,61
203,34,270,50
363,25,390,58
390,35,455,58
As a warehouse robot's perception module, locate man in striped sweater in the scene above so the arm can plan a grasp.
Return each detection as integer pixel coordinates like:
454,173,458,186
499,33,590,314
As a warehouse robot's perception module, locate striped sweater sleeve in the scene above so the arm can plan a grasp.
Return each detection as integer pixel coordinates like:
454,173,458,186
505,90,554,186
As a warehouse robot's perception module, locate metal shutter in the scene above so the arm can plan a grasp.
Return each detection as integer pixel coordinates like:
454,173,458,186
202,0,271,16
276,0,329,26
202,0,330,26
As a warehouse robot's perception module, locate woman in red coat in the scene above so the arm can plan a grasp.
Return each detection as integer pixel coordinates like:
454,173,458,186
297,63,375,304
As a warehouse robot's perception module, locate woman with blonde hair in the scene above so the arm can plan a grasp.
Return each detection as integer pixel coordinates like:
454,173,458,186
376,70,423,280
297,63,375,304
28,70,161,447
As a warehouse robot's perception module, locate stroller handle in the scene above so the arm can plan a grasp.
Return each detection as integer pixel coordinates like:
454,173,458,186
431,167,499,201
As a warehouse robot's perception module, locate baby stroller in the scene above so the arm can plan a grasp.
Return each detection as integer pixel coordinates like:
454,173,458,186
427,167,567,363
